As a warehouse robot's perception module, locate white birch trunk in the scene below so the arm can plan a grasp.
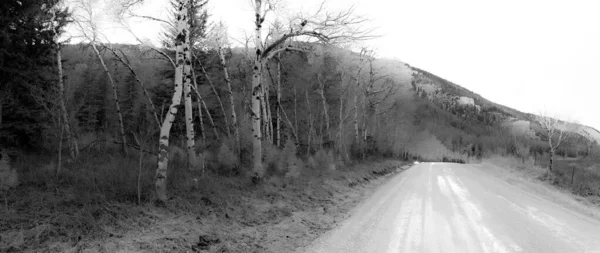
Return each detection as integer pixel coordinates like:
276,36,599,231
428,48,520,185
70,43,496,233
251,0,265,178
183,21,197,170
276,56,282,147
156,0,187,202
219,47,240,153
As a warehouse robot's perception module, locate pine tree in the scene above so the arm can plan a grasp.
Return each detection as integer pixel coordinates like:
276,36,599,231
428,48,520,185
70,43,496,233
162,0,209,49
0,0,69,147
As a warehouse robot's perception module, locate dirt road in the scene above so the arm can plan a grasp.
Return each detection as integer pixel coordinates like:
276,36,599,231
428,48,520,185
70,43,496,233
301,163,600,253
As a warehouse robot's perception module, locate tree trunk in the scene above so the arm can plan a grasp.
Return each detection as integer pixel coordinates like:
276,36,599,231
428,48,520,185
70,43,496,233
337,94,344,154
260,81,269,144
183,27,197,170
156,0,186,202
317,75,330,142
106,47,161,129
219,47,240,154
192,70,206,144
50,7,78,161
191,84,219,139
354,92,359,143
90,42,127,156
56,45,78,160
276,55,282,147
265,81,273,144
277,97,298,142
549,149,555,172
57,118,63,176
251,0,265,179
306,89,313,154
294,85,298,142
199,62,230,137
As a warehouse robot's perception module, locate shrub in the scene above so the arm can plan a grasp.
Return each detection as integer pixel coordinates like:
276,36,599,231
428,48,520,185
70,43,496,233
217,143,239,175
309,149,335,172
280,141,301,178
0,149,19,194
263,144,282,177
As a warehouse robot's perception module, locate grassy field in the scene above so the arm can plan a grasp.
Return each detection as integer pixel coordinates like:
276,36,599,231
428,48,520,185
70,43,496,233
486,155,600,207
536,157,600,202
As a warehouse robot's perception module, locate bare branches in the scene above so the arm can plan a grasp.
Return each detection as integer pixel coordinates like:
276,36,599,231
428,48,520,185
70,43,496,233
535,112,577,171
257,2,375,61
128,14,174,29
536,113,569,146
101,44,162,128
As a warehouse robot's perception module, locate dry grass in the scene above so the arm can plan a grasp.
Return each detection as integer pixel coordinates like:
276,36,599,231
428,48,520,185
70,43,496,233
482,155,600,221
0,147,409,252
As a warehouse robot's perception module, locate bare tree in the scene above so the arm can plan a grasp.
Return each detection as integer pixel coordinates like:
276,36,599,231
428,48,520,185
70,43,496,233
46,2,79,162
535,113,573,172
250,0,372,179
514,137,530,164
316,74,330,142
72,0,128,155
210,22,240,152
103,45,161,129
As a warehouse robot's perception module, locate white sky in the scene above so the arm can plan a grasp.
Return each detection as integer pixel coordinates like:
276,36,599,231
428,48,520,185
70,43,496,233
71,0,600,130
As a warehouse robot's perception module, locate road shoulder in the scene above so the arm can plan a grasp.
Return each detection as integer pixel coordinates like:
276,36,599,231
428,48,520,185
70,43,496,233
475,162,600,222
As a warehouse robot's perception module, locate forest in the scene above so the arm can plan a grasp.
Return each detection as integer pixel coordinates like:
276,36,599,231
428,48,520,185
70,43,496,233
1,0,599,251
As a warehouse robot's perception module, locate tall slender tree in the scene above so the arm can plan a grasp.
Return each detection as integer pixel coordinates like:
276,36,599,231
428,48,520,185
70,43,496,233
46,1,79,161
155,0,189,202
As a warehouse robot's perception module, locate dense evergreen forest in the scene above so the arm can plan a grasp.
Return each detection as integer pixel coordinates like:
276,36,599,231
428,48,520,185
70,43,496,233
1,0,599,251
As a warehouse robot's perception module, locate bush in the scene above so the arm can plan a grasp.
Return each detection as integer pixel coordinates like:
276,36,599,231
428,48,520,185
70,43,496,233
217,143,239,175
280,141,301,178
308,149,335,172
263,144,282,177
0,149,19,191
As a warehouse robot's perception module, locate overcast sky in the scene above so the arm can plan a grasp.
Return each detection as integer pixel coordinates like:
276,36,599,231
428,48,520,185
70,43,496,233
73,0,600,130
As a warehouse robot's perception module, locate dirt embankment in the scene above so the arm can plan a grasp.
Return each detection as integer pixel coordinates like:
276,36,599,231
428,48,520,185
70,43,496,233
1,160,409,253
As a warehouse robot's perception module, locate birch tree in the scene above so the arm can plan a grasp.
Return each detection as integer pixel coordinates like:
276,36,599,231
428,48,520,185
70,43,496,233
183,13,197,170
316,74,330,142
103,45,161,129
250,0,372,179
72,0,128,155
535,113,572,173
210,22,240,152
155,0,189,202
46,2,79,161
116,0,204,168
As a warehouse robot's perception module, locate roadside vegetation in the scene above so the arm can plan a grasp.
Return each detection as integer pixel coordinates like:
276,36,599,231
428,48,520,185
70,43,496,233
1,146,409,252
